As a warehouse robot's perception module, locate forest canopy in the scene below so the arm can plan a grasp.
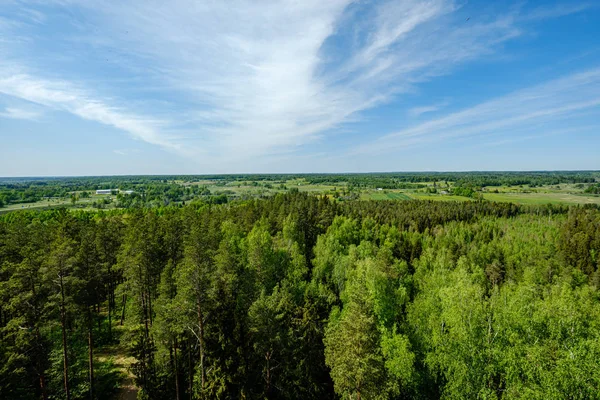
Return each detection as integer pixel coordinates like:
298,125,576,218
1,192,599,399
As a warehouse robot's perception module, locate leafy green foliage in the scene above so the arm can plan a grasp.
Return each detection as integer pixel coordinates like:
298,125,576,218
0,191,599,399
584,183,600,194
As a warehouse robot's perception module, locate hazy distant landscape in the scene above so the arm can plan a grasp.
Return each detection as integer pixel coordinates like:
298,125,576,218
2,171,600,214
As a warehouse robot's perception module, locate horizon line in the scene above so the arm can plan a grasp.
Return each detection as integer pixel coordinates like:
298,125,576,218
1,169,599,179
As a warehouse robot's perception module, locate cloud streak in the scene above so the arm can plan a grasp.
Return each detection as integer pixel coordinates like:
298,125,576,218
408,101,449,117
0,72,182,152
354,68,600,154
0,0,592,169
0,106,42,120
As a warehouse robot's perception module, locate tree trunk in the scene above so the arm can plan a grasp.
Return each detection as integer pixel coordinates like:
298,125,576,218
197,301,206,390
97,303,101,332
59,274,71,400
107,294,112,341
265,351,271,396
121,294,127,325
140,290,149,390
148,290,153,326
39,374,48,400
32,278,49,400
142,292,150,339
174,338,180,400
188,339,193,400
88,307,95,400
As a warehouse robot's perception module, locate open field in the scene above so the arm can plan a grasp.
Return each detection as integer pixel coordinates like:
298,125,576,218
363,191,412,201
0,198,92,213
3,187,600,213
482,192,600,205
1,174,599,214
407,193,474,202
0,193,115,214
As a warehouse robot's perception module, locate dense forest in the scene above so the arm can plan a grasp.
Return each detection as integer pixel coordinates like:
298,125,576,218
1,192,600,399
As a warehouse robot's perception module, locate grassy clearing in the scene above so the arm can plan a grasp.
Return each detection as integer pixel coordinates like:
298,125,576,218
0,194,111,214
0,200,72,214
408,193,474,202
367,191,412,200
483,192,600,205
95,324,138,400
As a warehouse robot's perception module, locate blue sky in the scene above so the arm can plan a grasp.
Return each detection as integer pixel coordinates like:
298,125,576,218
0,0,599,176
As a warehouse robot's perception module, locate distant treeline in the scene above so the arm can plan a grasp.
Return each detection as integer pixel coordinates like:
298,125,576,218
304,171,599,187
0,182,210,208
2,171,598,187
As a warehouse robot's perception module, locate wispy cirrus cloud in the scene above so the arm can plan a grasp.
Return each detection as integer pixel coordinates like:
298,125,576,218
57,0,528,160
0,72,183,152
0,106,42,120
354,68,600,155
524,2,593,21
113,148,141,156
0,0,592,169
408,101,449,117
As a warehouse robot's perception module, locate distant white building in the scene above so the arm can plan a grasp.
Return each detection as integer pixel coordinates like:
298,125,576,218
96,189,135,195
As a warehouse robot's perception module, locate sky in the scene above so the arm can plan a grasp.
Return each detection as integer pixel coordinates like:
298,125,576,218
0,0,599,176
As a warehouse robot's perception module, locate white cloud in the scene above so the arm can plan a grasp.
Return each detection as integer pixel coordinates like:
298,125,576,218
354,68,600,154
475,125,597,149
74,0,528,161
0,72,183,152
113,148,141,156
0,106,42,120
408,101,449,117
0,0,590,169
524,3,592,21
